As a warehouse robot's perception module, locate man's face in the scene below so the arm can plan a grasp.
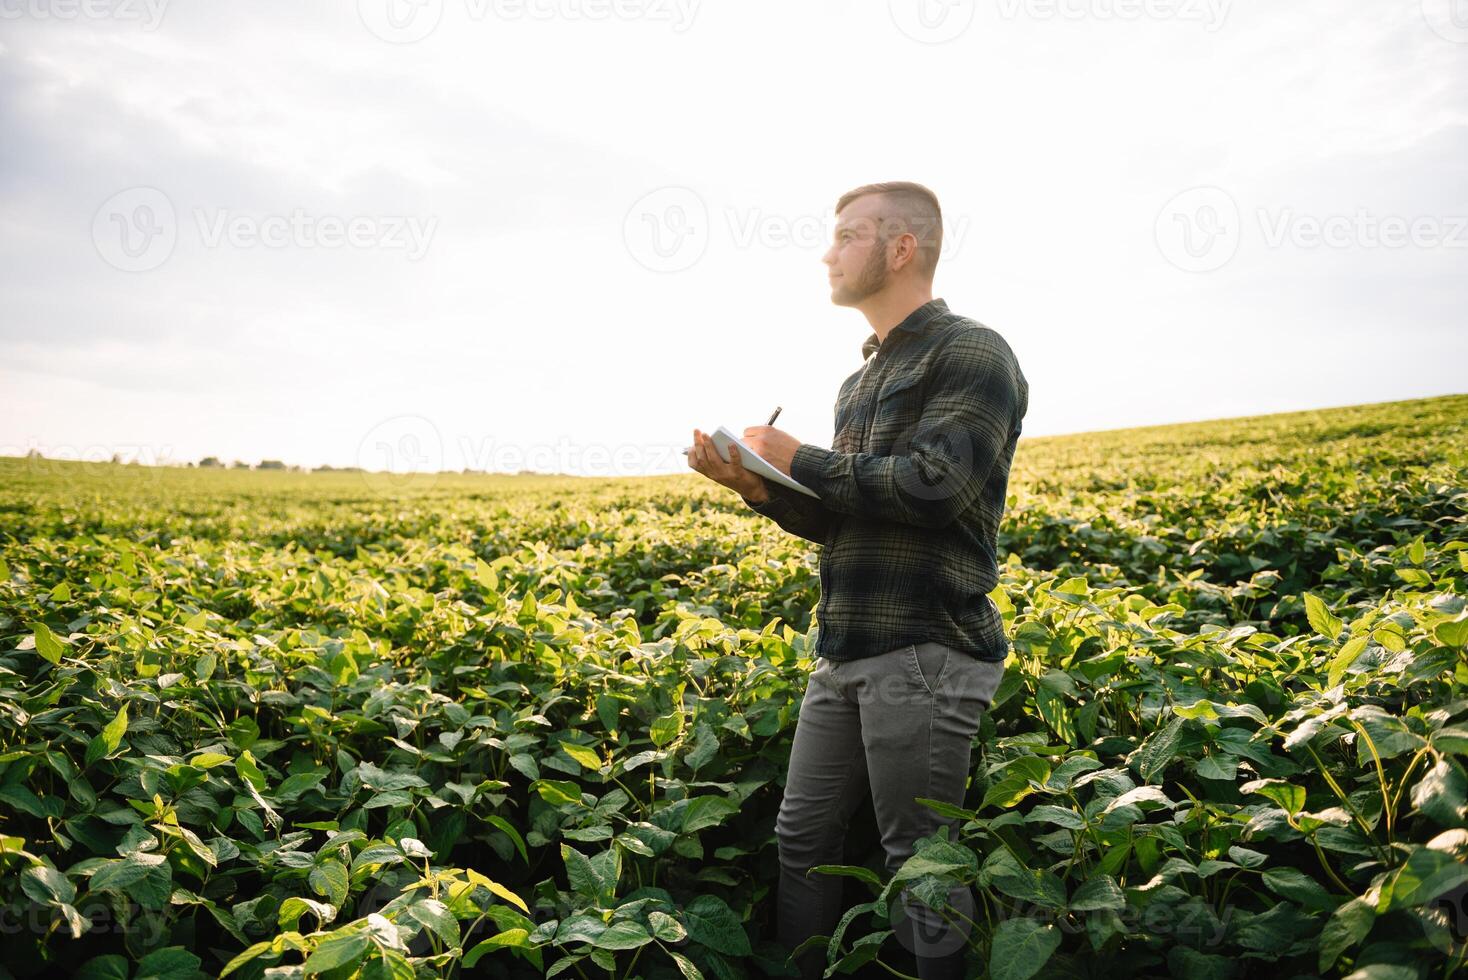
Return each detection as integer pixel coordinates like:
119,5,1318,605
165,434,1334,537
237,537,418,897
823,194,891,306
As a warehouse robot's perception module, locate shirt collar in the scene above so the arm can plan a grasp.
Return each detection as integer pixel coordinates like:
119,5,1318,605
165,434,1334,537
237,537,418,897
861,297,949,360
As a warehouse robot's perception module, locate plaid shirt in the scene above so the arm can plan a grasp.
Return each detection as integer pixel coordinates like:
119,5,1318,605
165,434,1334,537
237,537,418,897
743,298,1028,663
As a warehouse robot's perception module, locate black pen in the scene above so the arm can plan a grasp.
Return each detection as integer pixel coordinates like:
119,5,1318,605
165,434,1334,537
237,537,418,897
682,407,783,455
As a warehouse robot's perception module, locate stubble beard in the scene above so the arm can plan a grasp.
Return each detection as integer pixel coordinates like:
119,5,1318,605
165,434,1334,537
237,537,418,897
830,242,889,307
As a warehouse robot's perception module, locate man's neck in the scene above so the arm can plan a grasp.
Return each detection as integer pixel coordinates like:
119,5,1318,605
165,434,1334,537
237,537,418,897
861,286,935,346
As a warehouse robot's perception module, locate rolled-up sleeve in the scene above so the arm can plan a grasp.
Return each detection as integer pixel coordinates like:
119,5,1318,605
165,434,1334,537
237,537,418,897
787,328,1022,530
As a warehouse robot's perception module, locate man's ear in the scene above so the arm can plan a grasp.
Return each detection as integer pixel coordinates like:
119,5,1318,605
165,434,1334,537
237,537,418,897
893,231,919,271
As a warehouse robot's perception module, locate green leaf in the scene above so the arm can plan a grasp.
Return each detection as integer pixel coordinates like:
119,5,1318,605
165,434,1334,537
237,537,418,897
534,779,583,806
1069,874,1125,911
681,894,751,956
33,622,64,664
463,929,531,967
22,865,76,905
561,844,608,902
353,844,406,870
1025,805,1085,829
1261,867,1332,909
308,859,349,906
989,918,1061,980
1318,897,1374,972
992,868,1067,908
485,814,529,864
981,774,1035,810
1411,758,1468,826
555,914,608,945
0,784,58,819
666,949,705,979
90,851,167,894
648,910,687,942
1435,617,1468,649
650,710,685,748
73,955,130,980
279,896,337,930
559,740,603,771
465,868,530,914
219,941,275,978
1241,778,1305,815
1132,716,1186,782
594,920,652,950
1380,846,1468,911
303,929,370,975
235,750,267,792
362,949,416,980
1304,592,1343,640
1327,634,1369,689
1166,947,1233,980
1341,967,1419,980
474,557,499,591
135,947,202,980
1195,754,1237,781
681,795,739,834
407,898,460,948
86,704,129,766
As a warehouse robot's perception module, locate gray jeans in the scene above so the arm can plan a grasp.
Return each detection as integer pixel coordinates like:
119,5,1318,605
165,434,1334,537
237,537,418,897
775,641,1006,978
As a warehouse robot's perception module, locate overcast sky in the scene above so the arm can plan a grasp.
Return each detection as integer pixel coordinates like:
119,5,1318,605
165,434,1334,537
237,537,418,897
1,0,1464,475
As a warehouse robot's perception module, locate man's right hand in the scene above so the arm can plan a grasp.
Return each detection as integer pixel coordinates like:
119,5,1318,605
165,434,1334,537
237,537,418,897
687,428,769,503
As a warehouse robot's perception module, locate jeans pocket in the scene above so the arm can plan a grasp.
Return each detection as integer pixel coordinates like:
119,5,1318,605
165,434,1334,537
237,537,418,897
906,643,949,698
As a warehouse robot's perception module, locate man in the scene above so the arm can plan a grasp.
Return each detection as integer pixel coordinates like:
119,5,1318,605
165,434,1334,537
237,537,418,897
686,181,1028,980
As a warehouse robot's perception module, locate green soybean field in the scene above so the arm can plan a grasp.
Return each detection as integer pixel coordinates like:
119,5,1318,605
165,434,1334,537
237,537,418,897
1,393,1466,980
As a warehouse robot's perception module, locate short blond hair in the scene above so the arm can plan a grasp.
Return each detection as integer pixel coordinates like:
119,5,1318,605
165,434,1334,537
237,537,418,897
835,181,943,276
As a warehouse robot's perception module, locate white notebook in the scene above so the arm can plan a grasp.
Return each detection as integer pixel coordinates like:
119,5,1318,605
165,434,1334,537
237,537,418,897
688,426,820,499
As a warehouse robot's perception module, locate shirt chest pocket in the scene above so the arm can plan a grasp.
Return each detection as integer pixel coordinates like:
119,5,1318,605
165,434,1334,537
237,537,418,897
866,371,925,454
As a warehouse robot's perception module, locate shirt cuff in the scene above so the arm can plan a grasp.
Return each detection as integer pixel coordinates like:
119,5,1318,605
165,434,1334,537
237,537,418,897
790,443,835,490
743,494,799,530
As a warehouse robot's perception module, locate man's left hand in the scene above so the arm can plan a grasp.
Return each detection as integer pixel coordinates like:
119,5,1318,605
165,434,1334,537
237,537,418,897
742,426,802,477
